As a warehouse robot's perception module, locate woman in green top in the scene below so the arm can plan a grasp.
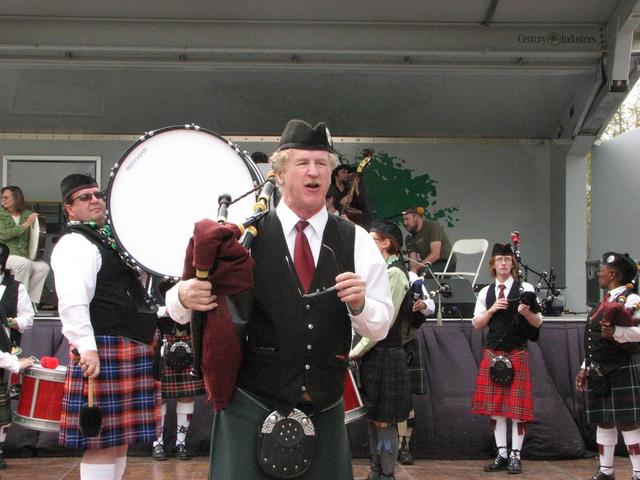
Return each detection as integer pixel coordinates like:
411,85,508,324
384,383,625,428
0,186,50,304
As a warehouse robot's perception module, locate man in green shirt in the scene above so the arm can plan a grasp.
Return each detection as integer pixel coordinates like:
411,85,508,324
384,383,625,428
402,207,455,276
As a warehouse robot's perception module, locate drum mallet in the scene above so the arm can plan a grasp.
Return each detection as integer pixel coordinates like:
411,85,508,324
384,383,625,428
71,348,103,437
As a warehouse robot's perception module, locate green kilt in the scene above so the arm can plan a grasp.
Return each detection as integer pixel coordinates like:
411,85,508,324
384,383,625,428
360,346,411,423
208,388,353,480
587,353,640,424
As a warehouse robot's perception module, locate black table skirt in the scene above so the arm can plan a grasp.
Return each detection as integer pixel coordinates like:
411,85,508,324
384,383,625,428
6,318,597,459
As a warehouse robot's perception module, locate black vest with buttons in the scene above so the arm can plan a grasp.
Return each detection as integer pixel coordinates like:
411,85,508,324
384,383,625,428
585,288,635,374
484,280,530,351
236,211,355,412
64,226,157,344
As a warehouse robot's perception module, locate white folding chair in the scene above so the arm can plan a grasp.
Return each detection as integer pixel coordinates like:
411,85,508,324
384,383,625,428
436,239,489,290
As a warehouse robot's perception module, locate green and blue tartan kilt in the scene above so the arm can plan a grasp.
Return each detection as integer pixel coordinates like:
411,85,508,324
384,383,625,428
160,334,206,399
587,353,640,424
208,388,354,480
360,346,411,424
403,338,427,395
59,335,161,449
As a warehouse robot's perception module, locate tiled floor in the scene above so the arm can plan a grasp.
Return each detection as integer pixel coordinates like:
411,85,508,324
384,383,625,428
0,456,618,479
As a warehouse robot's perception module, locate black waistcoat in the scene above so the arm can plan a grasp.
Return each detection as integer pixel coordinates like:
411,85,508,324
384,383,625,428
63,226,156,344
484,280,530,351
0,274,19,319
585,288,634,374
237,211,355,412
376,257,409,349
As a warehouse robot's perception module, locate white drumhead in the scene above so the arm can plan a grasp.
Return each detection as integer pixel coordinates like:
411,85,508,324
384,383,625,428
28,216,40,260
108,127,263,278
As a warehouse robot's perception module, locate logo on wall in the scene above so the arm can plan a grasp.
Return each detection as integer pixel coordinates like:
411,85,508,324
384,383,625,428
351,150,459,227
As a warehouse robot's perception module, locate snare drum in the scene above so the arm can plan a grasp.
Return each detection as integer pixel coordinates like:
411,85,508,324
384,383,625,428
107,124,264,279
13,365,67,432
343,368,366,424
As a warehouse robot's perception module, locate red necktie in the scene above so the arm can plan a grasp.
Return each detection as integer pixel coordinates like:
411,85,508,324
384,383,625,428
294,221,314,293
498,284,506,299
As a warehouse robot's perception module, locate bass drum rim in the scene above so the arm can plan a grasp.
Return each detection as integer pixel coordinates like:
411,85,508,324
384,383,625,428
106,124,264,279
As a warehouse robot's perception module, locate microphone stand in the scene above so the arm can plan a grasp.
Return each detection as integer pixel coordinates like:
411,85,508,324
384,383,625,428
408,257,449,326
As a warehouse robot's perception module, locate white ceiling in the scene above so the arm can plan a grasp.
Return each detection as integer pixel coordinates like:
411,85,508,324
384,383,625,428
0,0,638,140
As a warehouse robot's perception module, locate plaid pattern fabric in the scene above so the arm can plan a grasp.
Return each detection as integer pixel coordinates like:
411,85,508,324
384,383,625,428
59,335,161,449
586,354,640,424
471,348,534,422
403,338,426,395
160,334,206,399
359,347,411,423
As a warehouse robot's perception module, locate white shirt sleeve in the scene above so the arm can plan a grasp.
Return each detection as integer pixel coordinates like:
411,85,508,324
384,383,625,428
50,233,101,353
165,283,190,325
0,351,20,373
14,283,34,333
349,225,394,341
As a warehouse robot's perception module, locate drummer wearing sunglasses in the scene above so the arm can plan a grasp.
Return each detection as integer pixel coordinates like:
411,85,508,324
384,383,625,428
51,174,159,480
165,119,394,480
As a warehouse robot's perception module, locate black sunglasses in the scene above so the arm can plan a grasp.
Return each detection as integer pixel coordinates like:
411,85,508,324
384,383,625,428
285,243,344,299
68,191,106,204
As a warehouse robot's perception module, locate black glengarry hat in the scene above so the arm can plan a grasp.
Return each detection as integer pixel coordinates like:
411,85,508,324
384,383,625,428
278,119,333,152
603,251,638,284
61,174,98,203
491,243,514,257
370,221,404,250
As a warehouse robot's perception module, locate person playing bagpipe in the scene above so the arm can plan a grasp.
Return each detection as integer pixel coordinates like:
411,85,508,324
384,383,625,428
471,242,543,475
575,252,640,480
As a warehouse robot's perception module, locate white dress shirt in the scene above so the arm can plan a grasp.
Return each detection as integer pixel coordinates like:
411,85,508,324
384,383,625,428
166,202,394,341
0,273,34,333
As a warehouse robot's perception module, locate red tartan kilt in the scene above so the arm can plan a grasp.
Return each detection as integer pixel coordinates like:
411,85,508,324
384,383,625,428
471,348,534,422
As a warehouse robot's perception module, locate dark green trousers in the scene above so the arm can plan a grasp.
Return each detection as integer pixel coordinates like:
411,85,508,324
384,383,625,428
208,388,354,480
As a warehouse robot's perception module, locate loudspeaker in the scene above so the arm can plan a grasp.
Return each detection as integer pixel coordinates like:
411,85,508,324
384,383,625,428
424,278,477,318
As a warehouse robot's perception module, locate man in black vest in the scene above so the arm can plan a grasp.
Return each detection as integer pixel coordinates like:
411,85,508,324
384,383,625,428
471,243,542,475
576,252,640,480
51,174,159,480
166,119,394,479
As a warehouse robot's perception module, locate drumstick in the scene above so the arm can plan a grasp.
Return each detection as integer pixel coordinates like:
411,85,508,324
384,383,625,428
79,376,102,437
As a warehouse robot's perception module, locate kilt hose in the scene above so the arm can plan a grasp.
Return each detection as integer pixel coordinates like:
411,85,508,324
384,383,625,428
59,335,161,449
209,388,354,480
471,348,534,422
360,346,411,424
587,353,640,424
160,334,205,399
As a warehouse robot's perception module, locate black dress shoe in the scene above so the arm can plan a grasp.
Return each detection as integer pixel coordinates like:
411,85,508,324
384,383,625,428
175,443,192,461
151,443,169,461
483,454,509,472
507,455,522,474
398,444,414,465
590,470,615,480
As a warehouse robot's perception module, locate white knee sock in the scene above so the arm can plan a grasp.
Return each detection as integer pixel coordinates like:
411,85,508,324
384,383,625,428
0,426,7,444
176,400,194,445
114,457,127,480
622,428,640,472
491,416,508,459
153,403,167,447
597,426,618,475
511,420,525,457
80,463,116,480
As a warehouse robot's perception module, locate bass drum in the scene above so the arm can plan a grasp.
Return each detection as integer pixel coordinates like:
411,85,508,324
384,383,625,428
107,125,264,279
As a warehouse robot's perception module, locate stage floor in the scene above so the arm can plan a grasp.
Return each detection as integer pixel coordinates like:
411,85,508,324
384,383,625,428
0,456,611,479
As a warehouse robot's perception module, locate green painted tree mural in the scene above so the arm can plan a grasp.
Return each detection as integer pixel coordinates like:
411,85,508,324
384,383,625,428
350,150,460,227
